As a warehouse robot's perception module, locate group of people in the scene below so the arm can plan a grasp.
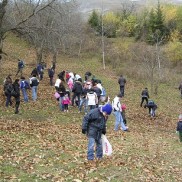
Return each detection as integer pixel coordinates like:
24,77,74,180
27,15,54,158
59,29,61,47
2,58,182,163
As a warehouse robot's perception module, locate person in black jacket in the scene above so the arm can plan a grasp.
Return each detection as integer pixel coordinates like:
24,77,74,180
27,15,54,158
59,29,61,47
144,100,157,117
177,114,182,142
140,88,149,107
71,79,83,107
29,75,39,101
118,75,126,97
179,82,182,99
12,79,20,114
82,104,112,161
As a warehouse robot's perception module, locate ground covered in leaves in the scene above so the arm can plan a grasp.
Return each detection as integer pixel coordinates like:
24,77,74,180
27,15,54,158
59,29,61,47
0,35,182,181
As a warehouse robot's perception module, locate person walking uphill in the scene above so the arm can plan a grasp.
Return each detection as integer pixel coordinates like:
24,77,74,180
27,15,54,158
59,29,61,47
179,82,182,99
29,75,39,101
113,94,128,131
12,79,21,114
82,104,112,161
176,114,182,142
140,88,149,107
118,75,126,97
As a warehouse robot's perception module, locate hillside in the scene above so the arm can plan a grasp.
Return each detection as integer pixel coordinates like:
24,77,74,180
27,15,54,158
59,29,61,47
0,34,182,181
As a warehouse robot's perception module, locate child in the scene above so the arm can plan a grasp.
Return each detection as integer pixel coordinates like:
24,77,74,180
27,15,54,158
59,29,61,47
176,114,182,142
62,94,71,112
144,100,157,117
121,104,127,126
140,88,149,107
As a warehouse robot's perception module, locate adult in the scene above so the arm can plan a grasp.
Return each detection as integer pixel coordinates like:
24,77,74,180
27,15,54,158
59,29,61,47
29,75,39,101
82,104,112,161
113,93,128,131
58,70,65,82
144,100,157,117
79,82,90,114
12,79,21,114
20,76,30,102
179,82,182,99
71,78,83,107
55,77,62,91
16,59,25,76
37,63,44,81
84,71,92,81
48,68,55,86
31,67,38,77
58,83,66,111
118,75,126,97
4,76,13,107
93,83,102,107
140,88,149,107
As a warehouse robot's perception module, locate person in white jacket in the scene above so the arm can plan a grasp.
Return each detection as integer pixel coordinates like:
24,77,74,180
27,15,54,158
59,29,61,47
113,93,128,131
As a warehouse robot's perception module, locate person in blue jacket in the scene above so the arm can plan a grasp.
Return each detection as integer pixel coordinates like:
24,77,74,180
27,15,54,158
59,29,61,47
82,104,112,161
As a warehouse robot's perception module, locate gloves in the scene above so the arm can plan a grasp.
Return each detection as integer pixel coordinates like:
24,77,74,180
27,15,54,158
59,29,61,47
102,131,106,135
82,129,86,134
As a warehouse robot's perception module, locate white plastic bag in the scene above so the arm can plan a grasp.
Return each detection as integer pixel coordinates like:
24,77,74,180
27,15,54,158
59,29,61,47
102,134,112,156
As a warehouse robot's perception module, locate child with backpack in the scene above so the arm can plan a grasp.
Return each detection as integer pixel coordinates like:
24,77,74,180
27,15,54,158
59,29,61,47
20,76,30,102
144,100,157,117
176,114,182,142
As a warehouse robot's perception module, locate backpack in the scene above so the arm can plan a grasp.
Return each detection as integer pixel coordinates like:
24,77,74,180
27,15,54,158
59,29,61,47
148,100,154,106
25,81,30,89
18,60,24,68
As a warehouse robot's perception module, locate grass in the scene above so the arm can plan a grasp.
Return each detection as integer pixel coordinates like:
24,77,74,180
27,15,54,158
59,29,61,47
0,34,182,181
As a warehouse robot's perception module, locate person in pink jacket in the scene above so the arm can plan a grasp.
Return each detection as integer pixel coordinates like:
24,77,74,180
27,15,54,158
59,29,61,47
62,94,71,112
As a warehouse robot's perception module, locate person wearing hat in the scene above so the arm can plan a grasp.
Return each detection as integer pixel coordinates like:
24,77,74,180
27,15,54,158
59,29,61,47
176,114,182,142
113,93,128,131
82,104,112,161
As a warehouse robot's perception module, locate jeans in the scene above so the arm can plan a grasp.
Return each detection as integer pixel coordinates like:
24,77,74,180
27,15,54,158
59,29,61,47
114,111,127,131
32,86,38,101
59,96,64,111
149,108,156,117
79,98,88,113
72,93,81,107
21,88,28,102
87,137,103,160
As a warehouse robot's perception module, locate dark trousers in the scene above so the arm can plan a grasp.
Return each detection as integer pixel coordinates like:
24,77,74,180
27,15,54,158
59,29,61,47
15,97,20,113
141,97,148,107
64,104,68,110
72,93,81,106
5,94,12,107
179,132,182,142
49,77,53,86
120,86,125,97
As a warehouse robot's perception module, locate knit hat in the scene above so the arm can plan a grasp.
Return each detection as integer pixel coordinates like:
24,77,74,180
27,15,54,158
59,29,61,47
102,104,112,115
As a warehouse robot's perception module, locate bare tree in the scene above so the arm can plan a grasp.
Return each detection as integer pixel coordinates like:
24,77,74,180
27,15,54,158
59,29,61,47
0,0,56,57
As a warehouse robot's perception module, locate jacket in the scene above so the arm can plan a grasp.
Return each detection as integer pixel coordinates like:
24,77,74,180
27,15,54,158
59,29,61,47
72,81,83,94
82,108,106,140
118,77,126,86
141,89,149,98
13,82,20,98
30,77,39,87
177,121,182,132
113,96,121,112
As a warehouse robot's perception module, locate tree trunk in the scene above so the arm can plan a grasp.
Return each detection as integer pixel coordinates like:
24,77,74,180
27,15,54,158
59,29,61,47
36,47,43,64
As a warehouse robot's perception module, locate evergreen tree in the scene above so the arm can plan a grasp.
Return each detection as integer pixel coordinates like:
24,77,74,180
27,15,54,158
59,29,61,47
88,10,100,31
